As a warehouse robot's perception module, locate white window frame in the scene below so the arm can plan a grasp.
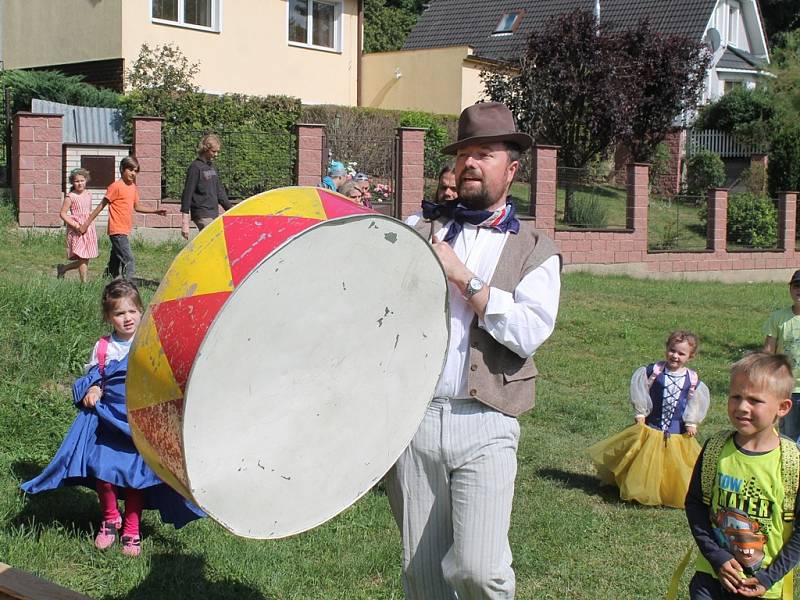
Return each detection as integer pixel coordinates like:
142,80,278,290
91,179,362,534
728,0,740,48
287,0,343,54
151,0,222,33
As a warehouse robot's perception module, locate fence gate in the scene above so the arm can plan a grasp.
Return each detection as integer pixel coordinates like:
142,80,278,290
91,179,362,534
322,130,399,217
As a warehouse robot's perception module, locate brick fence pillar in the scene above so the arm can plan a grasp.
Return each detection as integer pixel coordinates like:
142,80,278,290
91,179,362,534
295,124,326,186
778,191,798,253
531,145,558,236
132,116,167,227
397,127,425,220
627,163,649,246
707,188,728,252
13,112,63,227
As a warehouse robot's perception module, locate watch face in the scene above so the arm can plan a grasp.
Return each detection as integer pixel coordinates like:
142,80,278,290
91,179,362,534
467,277,483,295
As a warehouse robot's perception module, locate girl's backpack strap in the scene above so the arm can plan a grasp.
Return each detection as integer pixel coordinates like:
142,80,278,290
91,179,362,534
96,335,111,380
646,361,665,389
700,431,734,505
779,435,800,522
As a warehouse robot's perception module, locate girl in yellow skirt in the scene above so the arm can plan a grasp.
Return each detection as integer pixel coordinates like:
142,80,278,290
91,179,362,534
587,331,710,508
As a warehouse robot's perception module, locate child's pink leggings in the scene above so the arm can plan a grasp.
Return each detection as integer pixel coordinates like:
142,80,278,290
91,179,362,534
95,480,145,537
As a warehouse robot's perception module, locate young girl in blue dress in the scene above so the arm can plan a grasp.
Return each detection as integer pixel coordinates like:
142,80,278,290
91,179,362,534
587,330,711,508
21,280,202,556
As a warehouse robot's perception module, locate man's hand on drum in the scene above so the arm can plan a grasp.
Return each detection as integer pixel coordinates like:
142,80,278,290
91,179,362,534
431,235,470,285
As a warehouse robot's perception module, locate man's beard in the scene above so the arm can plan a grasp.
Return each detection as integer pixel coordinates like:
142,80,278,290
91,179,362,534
457,183,495,211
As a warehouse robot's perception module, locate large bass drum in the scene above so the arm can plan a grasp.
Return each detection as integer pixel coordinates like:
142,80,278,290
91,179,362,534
127,187,449,539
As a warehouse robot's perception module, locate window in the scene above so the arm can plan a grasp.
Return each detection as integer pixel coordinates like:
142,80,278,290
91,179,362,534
289,0,342,51
493,11,524,35
152,0,220,31
728,1,740,47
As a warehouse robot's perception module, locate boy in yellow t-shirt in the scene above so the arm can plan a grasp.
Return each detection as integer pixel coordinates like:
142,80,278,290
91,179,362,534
685,353,799,599
82,156,166,279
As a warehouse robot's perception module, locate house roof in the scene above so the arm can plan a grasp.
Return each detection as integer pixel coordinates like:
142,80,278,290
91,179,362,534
716,46,767,71
404,0,718,62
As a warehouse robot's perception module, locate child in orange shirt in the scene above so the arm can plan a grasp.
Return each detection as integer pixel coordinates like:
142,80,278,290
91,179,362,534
83,156,165,279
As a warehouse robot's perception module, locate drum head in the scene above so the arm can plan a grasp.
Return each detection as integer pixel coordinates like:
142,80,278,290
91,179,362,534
129,189,449,539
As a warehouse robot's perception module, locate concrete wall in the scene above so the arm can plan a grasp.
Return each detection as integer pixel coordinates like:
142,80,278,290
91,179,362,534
3,0,123,68
361,46,484,114
4,0,360,106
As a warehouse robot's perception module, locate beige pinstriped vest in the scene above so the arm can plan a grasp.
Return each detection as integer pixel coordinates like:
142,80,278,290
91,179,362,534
413,216,560,417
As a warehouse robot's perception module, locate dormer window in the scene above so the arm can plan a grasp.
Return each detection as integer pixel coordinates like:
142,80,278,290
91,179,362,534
493,11,524,35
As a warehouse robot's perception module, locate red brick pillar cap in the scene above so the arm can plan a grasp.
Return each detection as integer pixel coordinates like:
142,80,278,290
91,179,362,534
131,116,165,121
534,144,561,150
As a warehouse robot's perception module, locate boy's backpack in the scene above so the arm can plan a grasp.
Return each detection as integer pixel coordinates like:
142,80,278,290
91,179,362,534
700,430,800,522
646,361,699,401
668,431,800,600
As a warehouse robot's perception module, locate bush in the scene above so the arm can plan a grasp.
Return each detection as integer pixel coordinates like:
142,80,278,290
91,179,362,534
695,86,777,133
2,69,120,113
686,150,725,196
564,195,608,228
768,125,800,196
399,111,450,178
727,192,777,248
123,92,302,199
740,164,768,195
648,142,671,193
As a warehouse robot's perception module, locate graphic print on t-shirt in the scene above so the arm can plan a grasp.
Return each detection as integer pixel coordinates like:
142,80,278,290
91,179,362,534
711,472,771,574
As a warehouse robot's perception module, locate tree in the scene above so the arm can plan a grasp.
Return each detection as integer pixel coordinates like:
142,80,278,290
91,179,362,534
126,43,199,93
617,21,710,161
760,0,800,38
1,70,120,113
364,0,421,53
482,10,709,166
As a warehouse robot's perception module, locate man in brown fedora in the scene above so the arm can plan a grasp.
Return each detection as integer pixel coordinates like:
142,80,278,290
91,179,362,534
388,102,561,599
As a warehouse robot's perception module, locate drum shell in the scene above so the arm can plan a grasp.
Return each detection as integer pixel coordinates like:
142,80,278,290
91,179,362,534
127,187,449,538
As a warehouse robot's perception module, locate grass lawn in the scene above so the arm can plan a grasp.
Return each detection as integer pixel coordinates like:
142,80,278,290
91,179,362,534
0,196,792,599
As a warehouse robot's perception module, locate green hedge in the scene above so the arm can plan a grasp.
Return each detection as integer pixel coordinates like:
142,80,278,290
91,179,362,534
121,91,301,200
769,125,800,196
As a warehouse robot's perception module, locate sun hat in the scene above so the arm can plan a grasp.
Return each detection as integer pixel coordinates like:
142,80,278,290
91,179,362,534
789,269,800,285
442,102,533,155
354,172,369,181
328,161,347,177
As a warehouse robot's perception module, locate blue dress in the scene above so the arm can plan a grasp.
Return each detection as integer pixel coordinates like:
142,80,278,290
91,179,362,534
21,336,203,528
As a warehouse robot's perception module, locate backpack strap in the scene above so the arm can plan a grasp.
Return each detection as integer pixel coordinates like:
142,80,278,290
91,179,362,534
686,369,699,400
700,431,734,506
646,362,665,389
96,335,111,382
779,435,800,522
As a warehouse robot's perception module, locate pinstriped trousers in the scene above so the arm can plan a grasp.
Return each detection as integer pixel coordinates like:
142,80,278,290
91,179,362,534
387,397,520,599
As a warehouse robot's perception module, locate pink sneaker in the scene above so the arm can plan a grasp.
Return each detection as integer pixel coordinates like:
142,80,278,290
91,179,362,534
94,518,121,550
121,535,141,557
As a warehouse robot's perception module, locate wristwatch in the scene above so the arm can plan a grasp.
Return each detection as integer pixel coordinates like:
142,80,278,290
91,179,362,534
465,276,485,298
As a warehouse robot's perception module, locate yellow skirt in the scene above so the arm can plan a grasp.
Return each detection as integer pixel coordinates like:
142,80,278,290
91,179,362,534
586,423,701,508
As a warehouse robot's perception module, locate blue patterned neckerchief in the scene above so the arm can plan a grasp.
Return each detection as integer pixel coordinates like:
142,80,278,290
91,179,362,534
421,198,520,246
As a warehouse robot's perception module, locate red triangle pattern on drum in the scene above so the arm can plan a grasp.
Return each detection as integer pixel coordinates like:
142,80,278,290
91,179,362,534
151,291,231,391
129,398,190,489
317,190,372,219
222,215,321,286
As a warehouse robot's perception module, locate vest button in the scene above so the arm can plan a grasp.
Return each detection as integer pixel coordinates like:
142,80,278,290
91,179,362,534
469,389,477,397
470,364,478,371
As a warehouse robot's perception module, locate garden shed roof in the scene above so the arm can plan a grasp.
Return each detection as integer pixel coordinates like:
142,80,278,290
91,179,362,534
404,0,717,62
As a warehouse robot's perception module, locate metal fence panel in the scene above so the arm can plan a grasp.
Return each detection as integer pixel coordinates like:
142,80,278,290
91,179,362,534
162,128,296,202
686,129,768,158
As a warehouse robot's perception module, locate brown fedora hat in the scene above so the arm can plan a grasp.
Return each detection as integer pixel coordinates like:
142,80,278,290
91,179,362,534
442,102,533,155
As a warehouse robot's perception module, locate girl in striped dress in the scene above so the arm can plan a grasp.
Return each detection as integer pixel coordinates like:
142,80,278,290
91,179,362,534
57,168,99,282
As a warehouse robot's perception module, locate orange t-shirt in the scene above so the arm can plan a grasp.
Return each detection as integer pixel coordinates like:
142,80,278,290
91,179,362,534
105,179,139,236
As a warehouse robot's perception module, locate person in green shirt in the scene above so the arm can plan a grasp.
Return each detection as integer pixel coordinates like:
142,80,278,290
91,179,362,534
763,269,800,441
